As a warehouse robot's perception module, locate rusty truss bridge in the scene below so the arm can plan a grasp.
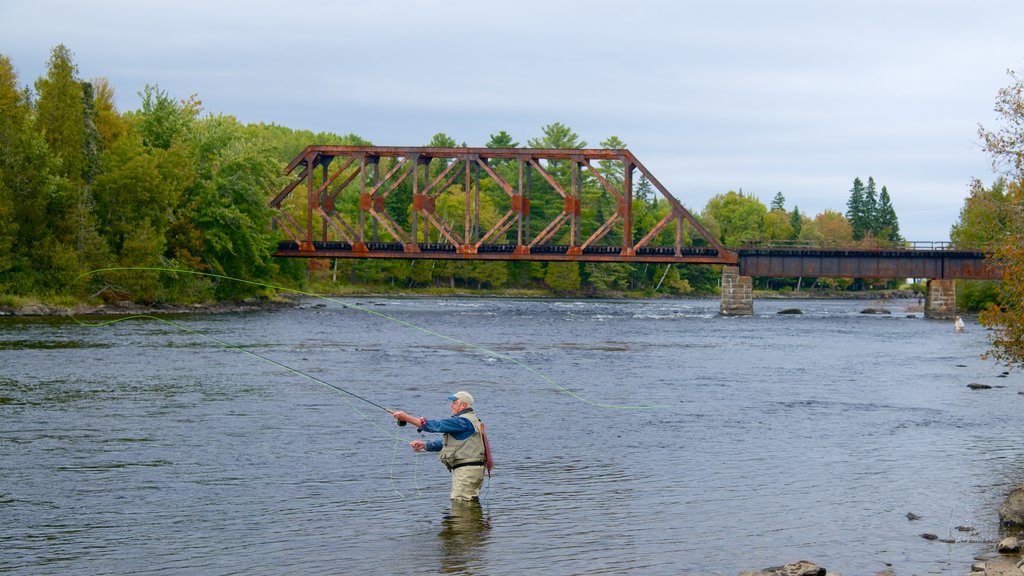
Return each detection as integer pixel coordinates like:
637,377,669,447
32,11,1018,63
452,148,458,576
270,146,732,264
269,145,998,282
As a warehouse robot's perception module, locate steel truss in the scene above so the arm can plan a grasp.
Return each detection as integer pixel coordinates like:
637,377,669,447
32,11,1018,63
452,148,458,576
269,146,737,264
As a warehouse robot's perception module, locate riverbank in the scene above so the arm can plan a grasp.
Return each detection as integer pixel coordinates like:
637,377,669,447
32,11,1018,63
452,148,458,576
0,295,296,317
0,288,923,317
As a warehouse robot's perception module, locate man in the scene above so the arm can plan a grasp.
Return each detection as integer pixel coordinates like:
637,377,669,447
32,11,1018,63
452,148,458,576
391,391,492,501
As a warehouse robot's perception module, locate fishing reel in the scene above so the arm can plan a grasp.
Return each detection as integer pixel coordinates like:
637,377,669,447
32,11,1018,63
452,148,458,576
387,409,408,426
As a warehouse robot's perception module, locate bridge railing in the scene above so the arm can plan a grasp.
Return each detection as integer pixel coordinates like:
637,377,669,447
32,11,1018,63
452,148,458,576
737,239,995,253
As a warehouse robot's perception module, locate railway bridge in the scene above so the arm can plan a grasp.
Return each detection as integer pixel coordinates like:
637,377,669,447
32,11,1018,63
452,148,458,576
269,146,998,317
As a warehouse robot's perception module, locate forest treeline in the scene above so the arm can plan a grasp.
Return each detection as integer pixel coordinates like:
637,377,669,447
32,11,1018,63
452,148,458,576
0,44,997,308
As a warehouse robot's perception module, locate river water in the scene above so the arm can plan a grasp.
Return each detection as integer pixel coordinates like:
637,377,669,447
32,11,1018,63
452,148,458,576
1,297,1022,575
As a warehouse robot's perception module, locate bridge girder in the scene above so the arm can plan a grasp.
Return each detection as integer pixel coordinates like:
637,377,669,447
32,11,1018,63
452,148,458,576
269,146,737,265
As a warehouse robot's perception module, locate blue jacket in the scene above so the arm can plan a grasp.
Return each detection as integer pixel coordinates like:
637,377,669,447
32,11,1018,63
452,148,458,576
417,408,476,452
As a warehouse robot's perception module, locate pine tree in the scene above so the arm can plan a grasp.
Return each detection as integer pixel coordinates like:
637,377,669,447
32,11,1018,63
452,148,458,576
864,177,879,236
846,177,867,240
633,171,652,197
789,206,803,239
771,191,785,212
485,130,518,148
876,186,901,241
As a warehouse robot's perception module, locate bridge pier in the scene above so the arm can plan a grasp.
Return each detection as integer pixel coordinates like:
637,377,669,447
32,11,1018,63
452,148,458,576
720,266,753,316
925,279,957,319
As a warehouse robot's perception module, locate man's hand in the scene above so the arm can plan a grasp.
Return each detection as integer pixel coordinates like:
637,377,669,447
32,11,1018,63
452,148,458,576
409,440,427,452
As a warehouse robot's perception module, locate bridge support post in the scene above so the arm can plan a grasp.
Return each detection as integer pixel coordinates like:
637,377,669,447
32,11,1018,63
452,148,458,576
720,266,753,316
925,279,956,319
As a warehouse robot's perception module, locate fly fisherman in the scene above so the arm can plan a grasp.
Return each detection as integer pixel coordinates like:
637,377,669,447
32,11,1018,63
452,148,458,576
391,391,493,501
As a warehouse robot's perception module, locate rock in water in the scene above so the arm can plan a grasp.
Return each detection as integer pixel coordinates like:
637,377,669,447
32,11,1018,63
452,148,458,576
906,512,922,520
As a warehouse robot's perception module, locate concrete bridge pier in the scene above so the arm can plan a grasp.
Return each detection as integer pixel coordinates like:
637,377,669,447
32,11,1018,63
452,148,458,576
720,266,753,316
925,279,957,319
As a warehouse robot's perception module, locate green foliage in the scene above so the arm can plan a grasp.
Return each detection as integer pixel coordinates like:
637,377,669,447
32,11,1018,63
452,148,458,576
950,178,1014,245
846,176,901,241
135,84,200,149
3,46,942,305
702,190,766,245
35,45,86,182
486,131,517,148
976,68,1024,367
789,206,803,238
178,115,280,299
544,261,581,292
957,280,1001,312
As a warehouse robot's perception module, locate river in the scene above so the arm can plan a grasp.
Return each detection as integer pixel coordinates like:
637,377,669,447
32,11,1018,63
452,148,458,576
1,297,1022,575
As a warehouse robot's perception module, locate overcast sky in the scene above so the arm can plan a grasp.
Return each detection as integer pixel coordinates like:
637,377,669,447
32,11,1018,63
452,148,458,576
3,0,1022,240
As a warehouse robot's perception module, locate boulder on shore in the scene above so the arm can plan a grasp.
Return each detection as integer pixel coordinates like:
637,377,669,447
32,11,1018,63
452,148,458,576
738,560,828,576
996,537,1020,553
999,485,1024,528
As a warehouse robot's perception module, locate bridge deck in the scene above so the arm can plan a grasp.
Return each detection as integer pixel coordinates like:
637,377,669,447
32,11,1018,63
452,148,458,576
273,241,998,280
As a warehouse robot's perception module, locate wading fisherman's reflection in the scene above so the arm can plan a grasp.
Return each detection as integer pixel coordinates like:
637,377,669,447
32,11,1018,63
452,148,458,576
391,391,493,501
438,498,491,573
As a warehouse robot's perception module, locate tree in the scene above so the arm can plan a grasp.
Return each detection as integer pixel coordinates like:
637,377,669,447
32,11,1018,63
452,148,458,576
763,210,794,241
485,130,517,148
528,122,585,150
799,209,853,245
950,178,1014,245
702,190,767,245
135,84,200,150
875,186,901,241
863,177,879,235
846,177,867,239
770,191,785,212
33,44,108,286
977,67,1024,367
978,179,1024,366
544,261,581,292
92,77,128,147
789,206,803,239
171,114,279,299
634,174,654,204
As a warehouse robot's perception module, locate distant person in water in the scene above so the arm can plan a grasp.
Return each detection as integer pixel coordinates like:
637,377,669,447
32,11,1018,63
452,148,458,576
392,391,493,500
954,316,965,333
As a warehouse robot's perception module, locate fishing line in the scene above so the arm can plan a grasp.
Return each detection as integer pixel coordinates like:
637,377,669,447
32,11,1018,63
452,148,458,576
71,303,419,498
73,266,670,410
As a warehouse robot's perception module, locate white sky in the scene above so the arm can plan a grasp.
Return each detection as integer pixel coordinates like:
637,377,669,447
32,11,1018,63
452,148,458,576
3,0,1022,241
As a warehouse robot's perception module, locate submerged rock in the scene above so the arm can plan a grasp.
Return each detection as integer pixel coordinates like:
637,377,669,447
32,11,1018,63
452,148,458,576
906,511,922,521
860,307,891,315
778,308,803,315
968,383,993,390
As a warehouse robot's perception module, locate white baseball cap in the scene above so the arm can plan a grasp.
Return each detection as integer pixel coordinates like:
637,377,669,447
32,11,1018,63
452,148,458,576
446,391,474,406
